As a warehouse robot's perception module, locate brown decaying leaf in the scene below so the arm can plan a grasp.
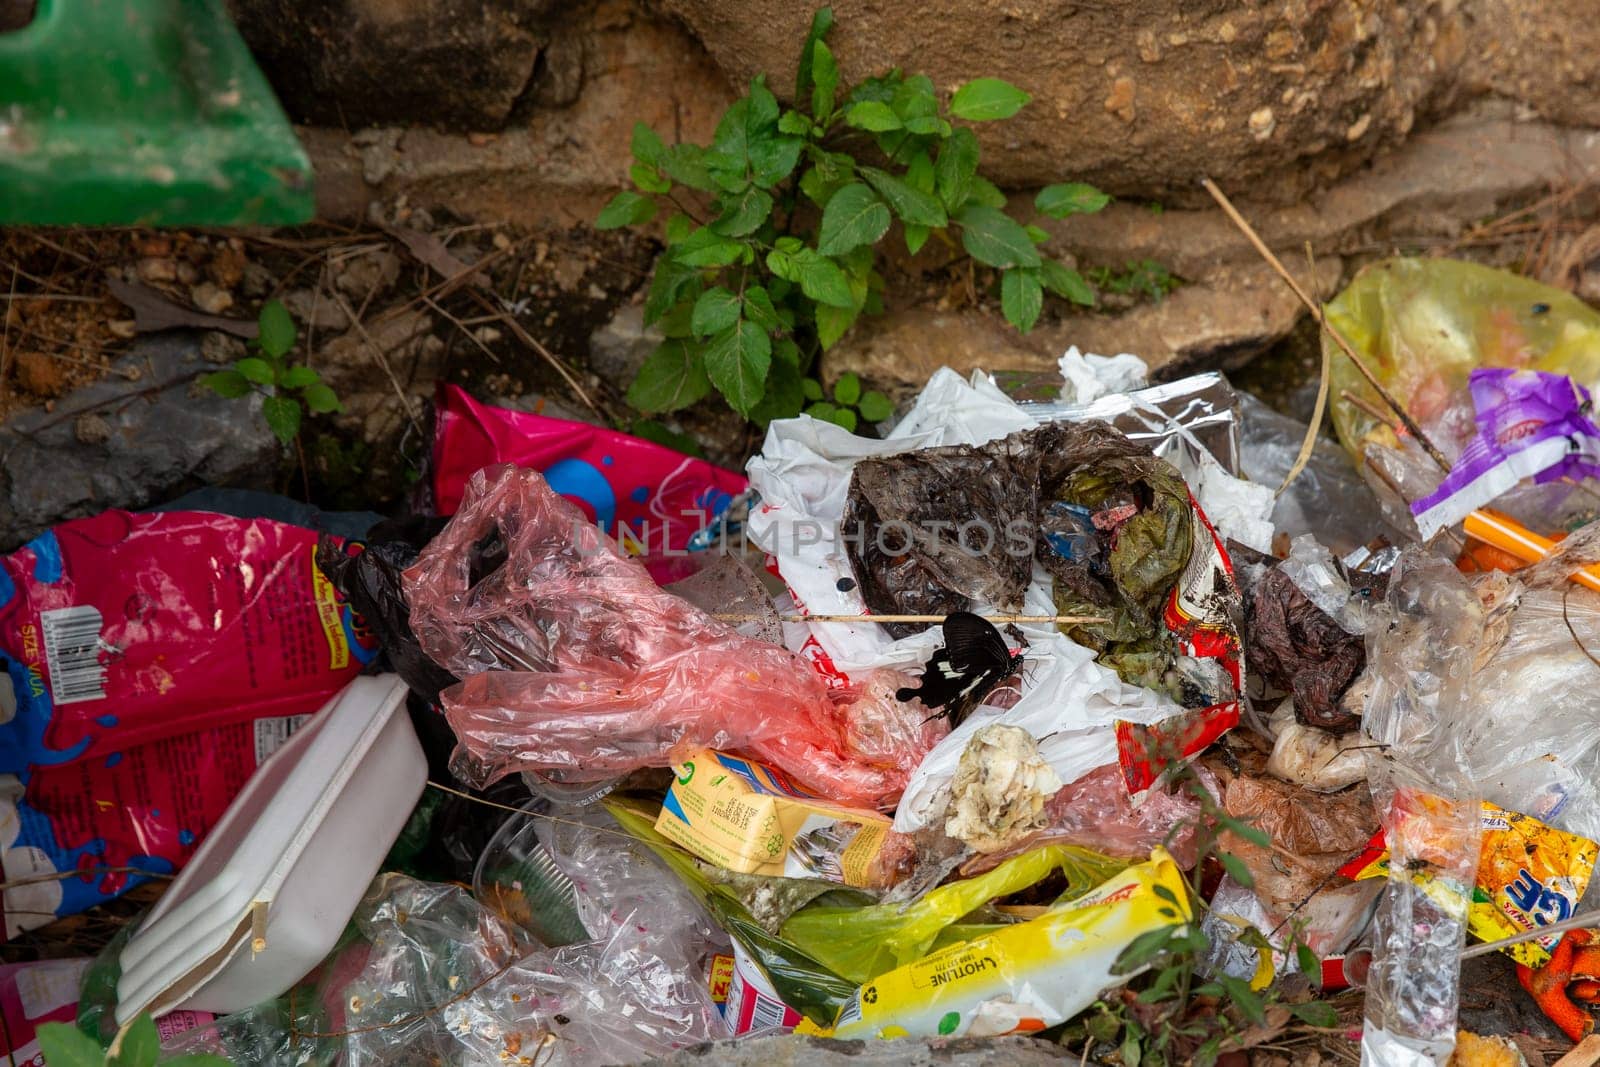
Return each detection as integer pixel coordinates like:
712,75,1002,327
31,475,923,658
106,277,257,338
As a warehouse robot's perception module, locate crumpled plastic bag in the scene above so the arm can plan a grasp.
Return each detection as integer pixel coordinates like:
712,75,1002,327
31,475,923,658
162,820,729,1066
1327,257,1600,541
777,842,1125,986
403,465,940,808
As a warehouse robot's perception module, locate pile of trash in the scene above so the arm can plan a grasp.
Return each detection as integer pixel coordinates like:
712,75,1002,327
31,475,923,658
7,256,1600,1066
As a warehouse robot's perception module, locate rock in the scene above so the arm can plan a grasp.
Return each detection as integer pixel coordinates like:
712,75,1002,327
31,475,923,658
0,335,279,550
640,1035,1075,1066
200,331,248,365
661,0,1463,199
587,302,660,387
189,282,233,315
228,0,550,130
333,249,401,300
821,259,1342,397
282,289,351,332
11,352,69,397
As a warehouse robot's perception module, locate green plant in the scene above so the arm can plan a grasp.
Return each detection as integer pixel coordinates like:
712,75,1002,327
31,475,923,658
1087,259,1182,303
202,299,342,445
597,7,1108,424
801,371,893,431
37,1014,231,1067
1066,757,1339,1067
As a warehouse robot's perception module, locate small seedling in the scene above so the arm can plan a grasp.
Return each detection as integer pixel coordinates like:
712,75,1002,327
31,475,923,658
202,299,342,446
36,1013,232,1066
1087,259,1182,303
800,371,892,432
598,7,1113,427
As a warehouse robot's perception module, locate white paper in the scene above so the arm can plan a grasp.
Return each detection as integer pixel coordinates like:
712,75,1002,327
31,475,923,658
1058,346,1149,405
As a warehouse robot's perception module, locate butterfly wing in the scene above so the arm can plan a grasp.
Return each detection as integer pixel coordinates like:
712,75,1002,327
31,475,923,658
941,611,1011,676
895,612,1019,726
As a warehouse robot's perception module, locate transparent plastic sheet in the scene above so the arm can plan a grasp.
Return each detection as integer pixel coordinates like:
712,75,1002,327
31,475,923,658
161,819,729,1067
402,465,941,808
1236,392,1403,557
1459,521,1600,841
1359,548,1489,1066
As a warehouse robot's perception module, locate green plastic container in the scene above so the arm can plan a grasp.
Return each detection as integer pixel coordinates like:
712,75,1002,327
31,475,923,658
0,0,314,225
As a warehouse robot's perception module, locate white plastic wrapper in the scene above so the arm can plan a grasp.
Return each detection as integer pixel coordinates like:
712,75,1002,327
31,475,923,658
1058,346,1150,404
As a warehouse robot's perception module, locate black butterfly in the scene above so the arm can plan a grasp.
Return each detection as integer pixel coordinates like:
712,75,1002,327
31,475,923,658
895,611,1020,728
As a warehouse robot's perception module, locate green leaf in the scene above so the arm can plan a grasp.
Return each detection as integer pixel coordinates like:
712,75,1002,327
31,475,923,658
845,101,901,132
1218,851,1256,889
1151,884,1180,906
806,401,837,420
748,136,804,187
795,6,836,99
36,1022,106,1067
279,364,319,389
955,204,1040,268
934,128,979,211
703,318,772,417
1218,975,1266,1025
664,212,695,244
659,299,695,338
712,185,774,237
262,395,302,445
1121,1030,1142,1067
811,39,838,117
302,382,341,414
830,406,858,432
1290,1001,1340,1028
800,149,855,205
832,371,861,406
631,122,666,167
630,418,703,457
904,150,935,194
661,143,716,192
596,190,656,230
1135,965,1181,1004
1040,260,1095,306
1024,224,1050,245
1036,181,1111,218
257,299,295,358
860,166,947,227
1224,821,1271,849
743,287,782,332
673,228,745,267
1085,1009,1121,1044
112,1013,160,1066
630,162,671,194
747,76,780,137
949,77,1031,121
892,74,939,120
749,353,806,426
201,369,251,398
858,389,893,422
778,111,811,135
235,356,275,385
1296,943,1321,985
904,223,930,255
817,183,891,256
1001,268,1044,332
903,115,947,135
815,301,859,348
963,175,1008,208
802,377,825,401
627,340,712,413
644,260,698,325
692,287,742,337
799,253,856,309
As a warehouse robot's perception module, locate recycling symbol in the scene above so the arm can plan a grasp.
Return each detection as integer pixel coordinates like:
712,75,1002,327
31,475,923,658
863,986,878,1004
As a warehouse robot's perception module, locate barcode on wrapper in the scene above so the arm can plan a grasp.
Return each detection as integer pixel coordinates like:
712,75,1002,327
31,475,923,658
40,606,107,704
253,715,310,764
745,990,793,1031
834,992,862,1030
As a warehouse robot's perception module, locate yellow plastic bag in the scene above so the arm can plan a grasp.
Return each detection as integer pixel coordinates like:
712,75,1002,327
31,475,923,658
779,844,1124,985
830,848,1190,1040
1326,258,1600,463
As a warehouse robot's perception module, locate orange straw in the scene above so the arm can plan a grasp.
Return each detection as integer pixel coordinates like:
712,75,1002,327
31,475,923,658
1462,509,1600,594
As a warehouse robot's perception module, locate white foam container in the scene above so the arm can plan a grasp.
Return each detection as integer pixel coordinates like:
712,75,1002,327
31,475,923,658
115,674,425,1022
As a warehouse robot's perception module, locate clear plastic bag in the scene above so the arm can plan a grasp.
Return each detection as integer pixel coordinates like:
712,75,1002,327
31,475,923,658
163,817,729,1067
402,465,941,808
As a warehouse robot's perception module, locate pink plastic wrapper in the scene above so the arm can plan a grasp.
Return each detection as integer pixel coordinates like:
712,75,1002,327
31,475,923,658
0,509,375,769
404,465,943,808
431,385,747,583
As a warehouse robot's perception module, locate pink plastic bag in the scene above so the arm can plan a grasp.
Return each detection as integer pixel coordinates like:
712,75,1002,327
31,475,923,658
403,465,942,808
431,385,747,582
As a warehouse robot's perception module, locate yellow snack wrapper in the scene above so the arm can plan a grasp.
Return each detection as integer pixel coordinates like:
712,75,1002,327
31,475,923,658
655,750,893,888
831,848,1191,1040
1341,800,1597,967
